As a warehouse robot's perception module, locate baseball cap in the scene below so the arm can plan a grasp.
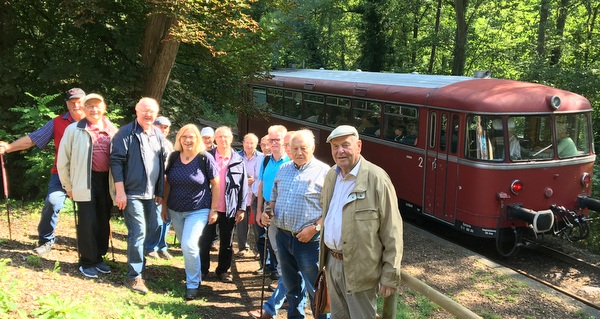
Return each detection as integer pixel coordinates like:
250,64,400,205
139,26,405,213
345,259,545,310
154,116,171,126
201,127,214,137
326,125,359,143
65,88,85,100
81,93,105,105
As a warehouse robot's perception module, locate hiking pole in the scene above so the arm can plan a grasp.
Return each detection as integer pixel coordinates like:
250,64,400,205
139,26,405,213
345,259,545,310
259,206,273,313
109,219,116,262
73,200,80,258
1,154,12,246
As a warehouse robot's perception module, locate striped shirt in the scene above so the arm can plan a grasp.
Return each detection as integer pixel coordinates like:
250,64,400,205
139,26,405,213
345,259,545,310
271,158,330,234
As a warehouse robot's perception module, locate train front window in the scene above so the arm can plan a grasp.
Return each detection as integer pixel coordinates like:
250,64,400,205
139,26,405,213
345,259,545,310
555,114,590,158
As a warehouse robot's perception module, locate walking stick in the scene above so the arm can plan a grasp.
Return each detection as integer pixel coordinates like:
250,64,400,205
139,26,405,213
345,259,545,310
1,154,12,246
109,219,116,262
73,200,80,258
259,206,273,313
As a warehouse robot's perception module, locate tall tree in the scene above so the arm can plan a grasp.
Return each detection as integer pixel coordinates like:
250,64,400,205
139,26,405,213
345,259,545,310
537,0,551,57
451,0,468,75
550,0,571,65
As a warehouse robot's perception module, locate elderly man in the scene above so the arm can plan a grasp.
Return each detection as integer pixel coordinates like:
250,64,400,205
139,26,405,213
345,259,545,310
201,127,216,151
199,126,247,283
0,88,86,255
319,125,403,319
57,93,118,278
145,115,175,260
110,97,168,294
262,129,330,319
237,133,263,257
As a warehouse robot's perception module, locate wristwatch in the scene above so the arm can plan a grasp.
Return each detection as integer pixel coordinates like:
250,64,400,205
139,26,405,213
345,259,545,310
314,223,321,232
211,209,218,213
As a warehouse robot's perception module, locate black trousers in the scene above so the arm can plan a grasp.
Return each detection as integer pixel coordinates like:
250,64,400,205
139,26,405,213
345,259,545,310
200,212,236,275
75,171,111,268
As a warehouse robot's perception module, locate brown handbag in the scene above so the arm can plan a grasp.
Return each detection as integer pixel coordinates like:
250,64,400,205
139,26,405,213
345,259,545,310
314,267,330,317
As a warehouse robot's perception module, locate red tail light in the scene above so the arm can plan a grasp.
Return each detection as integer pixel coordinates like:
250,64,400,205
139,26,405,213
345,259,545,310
511,180,523,195
581,173,591,187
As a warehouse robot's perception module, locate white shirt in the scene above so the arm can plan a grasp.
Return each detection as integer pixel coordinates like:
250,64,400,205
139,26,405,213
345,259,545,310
323,159,362,251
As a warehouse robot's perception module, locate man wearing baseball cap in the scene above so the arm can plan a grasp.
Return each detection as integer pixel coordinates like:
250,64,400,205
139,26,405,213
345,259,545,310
318,125,403,318
0,87,86,255
201,127,216,151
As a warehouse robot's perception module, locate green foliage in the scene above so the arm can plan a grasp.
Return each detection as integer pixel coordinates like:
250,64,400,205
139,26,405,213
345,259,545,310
31,294,92,319
25,255,42,268
0,258,26,319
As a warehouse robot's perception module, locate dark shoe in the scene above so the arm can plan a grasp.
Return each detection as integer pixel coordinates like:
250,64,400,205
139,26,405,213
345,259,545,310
236,249,251,258
33,242,52,256
185,288,199,300
270,271,280,280
95,261,111,274
248,308,272,319
254,267,272,276
79,266,99,278
126,278,149,294
268,282,278,292
158,250,173,260
217,272,233,283
146,251,159,259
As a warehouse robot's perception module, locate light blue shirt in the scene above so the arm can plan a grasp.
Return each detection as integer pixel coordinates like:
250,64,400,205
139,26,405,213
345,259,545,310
258,154,289,202
271,158,330,234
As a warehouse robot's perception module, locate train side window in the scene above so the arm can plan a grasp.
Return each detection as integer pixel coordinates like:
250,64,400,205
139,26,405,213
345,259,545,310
439,113,447,151
353,100,381,137
267,88,283,114
303,93,325,124
253,87,267,110
429,112,437,149
450,114,459,154
326,97,351,127
283,91,301,119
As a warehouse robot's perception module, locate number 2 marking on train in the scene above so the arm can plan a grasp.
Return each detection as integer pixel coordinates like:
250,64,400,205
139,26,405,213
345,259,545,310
418,157,424,168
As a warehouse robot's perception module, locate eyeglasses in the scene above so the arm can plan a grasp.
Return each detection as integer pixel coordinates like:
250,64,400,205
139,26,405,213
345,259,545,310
268,138,281,143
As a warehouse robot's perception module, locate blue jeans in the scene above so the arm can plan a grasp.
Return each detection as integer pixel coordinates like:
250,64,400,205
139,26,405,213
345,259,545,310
145,204,170,253
263,277,287,317
170,208,209,289
38,174,67,245
123,198,160,279
276,229,328,319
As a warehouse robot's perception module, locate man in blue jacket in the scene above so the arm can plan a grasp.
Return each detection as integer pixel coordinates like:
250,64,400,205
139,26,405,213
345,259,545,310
110,97,168,294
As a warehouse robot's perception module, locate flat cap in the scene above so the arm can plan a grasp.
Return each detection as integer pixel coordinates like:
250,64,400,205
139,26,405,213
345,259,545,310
326,125,359,143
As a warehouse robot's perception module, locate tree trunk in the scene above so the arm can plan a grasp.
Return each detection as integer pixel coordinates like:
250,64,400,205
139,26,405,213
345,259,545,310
583,1,599,65
428,0,443,73
536,0,550,58
550,0,570,65
451,0,467,76
140,13,180,102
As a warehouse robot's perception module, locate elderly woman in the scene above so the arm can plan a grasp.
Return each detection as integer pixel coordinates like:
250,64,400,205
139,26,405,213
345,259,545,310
57,93,118,278
161,124,219,300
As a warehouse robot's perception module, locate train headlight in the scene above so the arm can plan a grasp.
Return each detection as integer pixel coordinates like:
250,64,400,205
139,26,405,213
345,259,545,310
549,95,561,109
510,180,523,195
581,173,591,187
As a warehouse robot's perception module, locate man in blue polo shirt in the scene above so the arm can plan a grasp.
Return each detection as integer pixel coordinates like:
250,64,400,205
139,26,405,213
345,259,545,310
249,124,289,319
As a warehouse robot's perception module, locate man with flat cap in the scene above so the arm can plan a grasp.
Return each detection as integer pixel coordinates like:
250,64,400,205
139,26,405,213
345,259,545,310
318,125,403,319
0,88,86,255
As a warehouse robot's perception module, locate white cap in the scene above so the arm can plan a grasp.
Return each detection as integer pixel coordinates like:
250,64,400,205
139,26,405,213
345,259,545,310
201,127,214,137
326,125,359,143
81,93,105,105
154,116,171,126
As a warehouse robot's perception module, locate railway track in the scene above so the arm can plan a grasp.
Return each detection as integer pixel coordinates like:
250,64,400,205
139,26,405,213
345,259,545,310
492,242,600,311
407,219,600,313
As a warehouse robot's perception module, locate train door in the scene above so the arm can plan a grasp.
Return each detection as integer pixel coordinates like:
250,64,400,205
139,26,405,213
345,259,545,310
424,111,457,223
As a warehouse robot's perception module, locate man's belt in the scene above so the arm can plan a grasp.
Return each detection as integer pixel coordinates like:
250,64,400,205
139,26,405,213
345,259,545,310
279,228,299,237
330,250,343,260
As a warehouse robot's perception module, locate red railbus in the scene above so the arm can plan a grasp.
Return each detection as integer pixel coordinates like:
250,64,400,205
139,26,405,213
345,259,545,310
239,69,598,255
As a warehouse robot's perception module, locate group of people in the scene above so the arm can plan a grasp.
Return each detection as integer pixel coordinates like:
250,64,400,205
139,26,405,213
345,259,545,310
0,87,405,319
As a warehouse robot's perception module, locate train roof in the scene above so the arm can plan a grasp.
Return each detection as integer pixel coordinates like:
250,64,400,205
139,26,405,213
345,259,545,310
264,69,591,113
269,68,474,88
